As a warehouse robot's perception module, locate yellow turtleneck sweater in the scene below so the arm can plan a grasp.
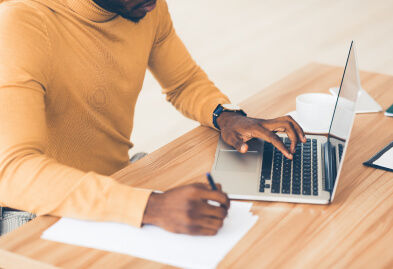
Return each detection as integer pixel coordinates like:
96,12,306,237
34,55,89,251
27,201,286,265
0,0,230,227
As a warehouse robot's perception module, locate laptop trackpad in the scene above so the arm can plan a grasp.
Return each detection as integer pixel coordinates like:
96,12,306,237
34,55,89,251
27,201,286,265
215,150,258,173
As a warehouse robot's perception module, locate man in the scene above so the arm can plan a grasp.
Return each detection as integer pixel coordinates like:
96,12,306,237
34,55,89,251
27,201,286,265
0,0,306,236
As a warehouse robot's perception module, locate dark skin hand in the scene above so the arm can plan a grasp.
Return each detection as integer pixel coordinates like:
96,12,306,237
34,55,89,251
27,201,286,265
143,183,230,236
217,112,307,159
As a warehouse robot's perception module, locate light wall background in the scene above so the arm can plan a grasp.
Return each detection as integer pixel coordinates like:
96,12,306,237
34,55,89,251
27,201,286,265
130,0,393,156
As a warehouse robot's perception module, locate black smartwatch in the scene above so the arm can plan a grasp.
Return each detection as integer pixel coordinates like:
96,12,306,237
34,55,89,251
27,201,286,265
213,104,247,130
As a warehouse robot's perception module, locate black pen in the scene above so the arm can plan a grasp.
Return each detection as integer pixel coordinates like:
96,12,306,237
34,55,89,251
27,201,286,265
206,172,218,191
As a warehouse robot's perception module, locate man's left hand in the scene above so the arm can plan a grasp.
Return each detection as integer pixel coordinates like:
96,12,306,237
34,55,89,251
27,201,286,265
217,112,307,160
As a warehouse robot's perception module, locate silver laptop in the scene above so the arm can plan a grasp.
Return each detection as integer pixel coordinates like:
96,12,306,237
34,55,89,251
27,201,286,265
211,41,361,204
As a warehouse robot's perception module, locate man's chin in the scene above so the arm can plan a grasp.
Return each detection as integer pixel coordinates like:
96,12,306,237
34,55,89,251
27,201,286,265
119,12,147,23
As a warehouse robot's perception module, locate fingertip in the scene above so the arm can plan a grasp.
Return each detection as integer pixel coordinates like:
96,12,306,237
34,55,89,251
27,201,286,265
240,144,248,153
290,145,296,154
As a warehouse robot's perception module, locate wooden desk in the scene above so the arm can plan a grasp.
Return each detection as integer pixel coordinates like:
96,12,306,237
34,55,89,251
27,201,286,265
1,63,392,269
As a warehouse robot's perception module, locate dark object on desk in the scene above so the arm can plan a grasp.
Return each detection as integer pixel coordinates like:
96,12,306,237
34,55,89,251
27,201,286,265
206,172,218,190
385,104,393,117
363,141,393,172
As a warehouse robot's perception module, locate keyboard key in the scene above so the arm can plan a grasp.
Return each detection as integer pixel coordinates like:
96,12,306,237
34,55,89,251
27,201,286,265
283,164,291,170
265,184,270,188
293,190,301,195
303,189,311,195
292,187,300,192
282,188,290,194
282,181,291,186
271,184,280,193
292,179,301,185
261,173,270,180
292,189,301,195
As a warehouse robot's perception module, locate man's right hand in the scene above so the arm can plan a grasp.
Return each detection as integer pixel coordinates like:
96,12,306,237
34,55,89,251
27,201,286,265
142,183,230,236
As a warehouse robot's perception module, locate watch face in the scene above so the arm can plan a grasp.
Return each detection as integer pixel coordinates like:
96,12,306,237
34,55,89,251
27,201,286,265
222,104,241,110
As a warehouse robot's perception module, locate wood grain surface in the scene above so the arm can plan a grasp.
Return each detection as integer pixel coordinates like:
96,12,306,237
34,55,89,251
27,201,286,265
0,63,392,269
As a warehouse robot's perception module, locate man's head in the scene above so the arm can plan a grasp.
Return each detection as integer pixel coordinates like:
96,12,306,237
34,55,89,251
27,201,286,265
92,0,157,23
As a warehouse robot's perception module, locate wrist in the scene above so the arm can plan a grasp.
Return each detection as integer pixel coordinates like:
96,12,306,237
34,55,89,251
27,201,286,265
212,104,247,130
142,192,161,225
216,111,246,130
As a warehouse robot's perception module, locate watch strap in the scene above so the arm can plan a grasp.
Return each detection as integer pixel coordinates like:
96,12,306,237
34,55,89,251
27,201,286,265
212,104,247,130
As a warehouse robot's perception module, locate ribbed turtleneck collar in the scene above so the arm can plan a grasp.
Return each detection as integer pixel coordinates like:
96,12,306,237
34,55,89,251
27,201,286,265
65,0,117,22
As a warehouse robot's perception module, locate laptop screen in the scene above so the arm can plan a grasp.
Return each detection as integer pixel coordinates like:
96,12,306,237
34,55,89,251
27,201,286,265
328,41,361,199
328,41,361,140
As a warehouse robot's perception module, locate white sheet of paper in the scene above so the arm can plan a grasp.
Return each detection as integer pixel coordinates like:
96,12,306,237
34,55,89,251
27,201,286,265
42,201,258,269
373,147,393,169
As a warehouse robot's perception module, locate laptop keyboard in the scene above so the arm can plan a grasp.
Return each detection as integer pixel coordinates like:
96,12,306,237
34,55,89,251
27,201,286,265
259,138,318,196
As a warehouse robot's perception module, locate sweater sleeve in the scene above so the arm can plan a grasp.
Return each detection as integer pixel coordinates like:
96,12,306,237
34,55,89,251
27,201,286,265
148,0,231,128
0,2,151,227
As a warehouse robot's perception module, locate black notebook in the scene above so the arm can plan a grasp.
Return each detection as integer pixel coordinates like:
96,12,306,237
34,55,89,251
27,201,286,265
363,141,393,172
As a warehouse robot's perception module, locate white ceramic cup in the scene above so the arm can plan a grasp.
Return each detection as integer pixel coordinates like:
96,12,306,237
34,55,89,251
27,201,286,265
296,93,336,130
